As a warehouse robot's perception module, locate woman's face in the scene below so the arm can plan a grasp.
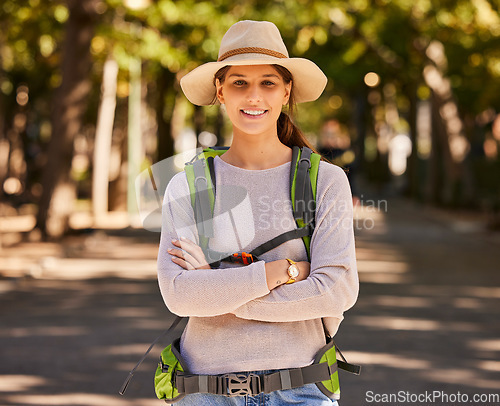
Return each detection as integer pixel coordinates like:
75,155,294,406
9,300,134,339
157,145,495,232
215,65,291,139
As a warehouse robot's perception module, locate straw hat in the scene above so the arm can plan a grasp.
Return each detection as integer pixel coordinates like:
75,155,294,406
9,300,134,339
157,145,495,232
180,20,328,106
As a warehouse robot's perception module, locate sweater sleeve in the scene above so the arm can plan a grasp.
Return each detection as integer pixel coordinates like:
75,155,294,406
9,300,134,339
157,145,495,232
232,163,359,324
157,172,270,317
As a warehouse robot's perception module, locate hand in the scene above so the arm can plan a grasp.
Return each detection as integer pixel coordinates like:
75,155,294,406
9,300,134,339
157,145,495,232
168,237,211,270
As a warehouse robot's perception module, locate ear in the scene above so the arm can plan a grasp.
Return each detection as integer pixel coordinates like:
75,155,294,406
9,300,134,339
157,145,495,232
283,81,292,105
215,78,224,104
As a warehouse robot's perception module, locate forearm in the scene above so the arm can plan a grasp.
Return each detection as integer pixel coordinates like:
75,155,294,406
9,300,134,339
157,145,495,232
233,264,358,322
264,259,309,290
158,259,270,317
264,259,288,290
159,257,298,316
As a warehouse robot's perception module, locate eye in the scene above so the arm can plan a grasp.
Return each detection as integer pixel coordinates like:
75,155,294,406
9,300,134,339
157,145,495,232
233,80,246,86
262,80,276,86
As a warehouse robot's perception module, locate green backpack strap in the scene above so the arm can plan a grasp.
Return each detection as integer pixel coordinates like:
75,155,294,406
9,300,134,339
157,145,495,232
290,146,321,261
184,148,228,254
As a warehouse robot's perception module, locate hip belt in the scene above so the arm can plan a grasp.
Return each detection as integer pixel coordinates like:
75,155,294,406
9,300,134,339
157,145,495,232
154,337,360,403
172,361,335,397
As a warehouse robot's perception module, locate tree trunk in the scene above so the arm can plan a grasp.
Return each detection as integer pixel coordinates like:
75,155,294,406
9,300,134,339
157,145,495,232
156,69,175,162
36,0,98,238
92,56,118,223
215,107,225,146
193,105,205,148
108,130,128,212
406,83,420,199
352,91,367,196
422,40,470,206
426,94,445,205
0,96,8,196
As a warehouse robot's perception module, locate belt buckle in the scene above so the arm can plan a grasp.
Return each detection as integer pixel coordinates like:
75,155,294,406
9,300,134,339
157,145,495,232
159,358,169,373
224,373,259,397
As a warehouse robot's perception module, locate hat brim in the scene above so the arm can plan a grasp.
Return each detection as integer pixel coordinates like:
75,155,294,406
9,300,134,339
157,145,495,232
180,54,328,106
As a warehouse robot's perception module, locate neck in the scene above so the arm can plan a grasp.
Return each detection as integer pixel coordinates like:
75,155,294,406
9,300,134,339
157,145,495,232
221,130,292,170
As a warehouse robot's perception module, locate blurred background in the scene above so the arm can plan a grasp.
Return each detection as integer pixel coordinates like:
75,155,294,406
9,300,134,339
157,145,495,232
0,0,499,236
1,1,500,405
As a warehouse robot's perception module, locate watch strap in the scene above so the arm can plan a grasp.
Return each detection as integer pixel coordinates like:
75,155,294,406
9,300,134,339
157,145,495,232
285,258,298,284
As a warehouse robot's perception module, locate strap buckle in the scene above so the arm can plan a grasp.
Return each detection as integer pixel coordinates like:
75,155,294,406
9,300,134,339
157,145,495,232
159,357,169,373
223,373,260,397
231,252,255,265
298,156,311,169
194,175,208,188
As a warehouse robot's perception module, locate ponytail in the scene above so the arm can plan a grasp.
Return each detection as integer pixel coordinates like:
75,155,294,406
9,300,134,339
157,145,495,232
272,65,320,155
277,111,317,152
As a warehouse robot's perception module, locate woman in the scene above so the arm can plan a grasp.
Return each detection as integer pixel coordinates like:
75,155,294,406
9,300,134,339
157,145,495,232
157,20,359,405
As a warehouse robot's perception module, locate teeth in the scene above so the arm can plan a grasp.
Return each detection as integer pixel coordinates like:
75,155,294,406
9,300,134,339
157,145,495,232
243,109,265,116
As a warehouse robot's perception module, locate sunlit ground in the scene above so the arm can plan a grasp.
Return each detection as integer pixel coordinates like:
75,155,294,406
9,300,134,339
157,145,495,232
0,383,158,406
1,198,499,405
0,211,157,280
341,198,500,404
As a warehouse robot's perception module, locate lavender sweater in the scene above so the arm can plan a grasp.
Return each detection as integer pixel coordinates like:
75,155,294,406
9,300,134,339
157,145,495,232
157,155,359,375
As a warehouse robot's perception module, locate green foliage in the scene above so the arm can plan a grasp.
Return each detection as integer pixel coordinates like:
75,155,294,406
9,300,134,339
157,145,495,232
3,0,498,120
0,1,65,90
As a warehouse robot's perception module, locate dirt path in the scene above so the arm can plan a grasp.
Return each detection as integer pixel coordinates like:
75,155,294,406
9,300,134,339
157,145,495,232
1,199,499,405
340,198,500,405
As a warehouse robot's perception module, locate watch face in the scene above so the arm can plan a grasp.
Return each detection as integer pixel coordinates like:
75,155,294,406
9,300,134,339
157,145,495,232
288,264,299,278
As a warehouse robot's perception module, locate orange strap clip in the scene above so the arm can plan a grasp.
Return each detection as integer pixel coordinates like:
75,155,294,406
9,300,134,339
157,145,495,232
232,252,254,265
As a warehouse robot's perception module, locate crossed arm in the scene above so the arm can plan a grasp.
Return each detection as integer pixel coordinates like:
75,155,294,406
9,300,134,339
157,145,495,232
167,236,310,291
157,165,358,322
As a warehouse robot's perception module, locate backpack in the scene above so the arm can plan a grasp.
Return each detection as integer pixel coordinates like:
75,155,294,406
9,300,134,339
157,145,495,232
119,146,360,399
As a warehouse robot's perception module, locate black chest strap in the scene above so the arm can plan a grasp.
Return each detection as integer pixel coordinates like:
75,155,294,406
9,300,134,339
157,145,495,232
205,223,313,267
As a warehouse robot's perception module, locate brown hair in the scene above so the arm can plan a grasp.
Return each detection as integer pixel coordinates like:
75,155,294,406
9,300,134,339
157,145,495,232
213,65,319,153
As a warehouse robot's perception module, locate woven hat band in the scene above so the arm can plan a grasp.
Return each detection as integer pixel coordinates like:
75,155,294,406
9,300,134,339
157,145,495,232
218,47,288,62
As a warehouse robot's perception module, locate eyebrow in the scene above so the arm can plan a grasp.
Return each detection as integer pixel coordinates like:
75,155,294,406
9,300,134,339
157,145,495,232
228,73,281,79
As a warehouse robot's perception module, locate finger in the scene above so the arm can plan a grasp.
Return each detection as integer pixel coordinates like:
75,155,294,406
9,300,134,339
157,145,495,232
172,238,198,253
168,248,200,268
172,238,197,247
179,237,205,252
180,236,195,244
171,238,209,269
171,256,195,270
171,239,183,248
167,247,185,259
178,237,204,255
177,238,207,265
169,249,197,270
171,240,198,260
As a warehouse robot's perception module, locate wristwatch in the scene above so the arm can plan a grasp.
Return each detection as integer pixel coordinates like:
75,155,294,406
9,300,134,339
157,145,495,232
285,258,299,284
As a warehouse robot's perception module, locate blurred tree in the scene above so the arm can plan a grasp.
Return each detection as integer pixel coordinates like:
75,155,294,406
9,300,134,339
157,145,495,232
0,0,65,208
92,56,118,221
307,0,500,205
36,0,99,238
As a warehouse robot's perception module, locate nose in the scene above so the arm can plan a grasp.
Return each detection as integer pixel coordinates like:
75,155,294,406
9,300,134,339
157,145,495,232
246,83,261,104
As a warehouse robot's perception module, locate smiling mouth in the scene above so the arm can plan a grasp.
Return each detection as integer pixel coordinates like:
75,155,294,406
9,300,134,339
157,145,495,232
241,109,267,117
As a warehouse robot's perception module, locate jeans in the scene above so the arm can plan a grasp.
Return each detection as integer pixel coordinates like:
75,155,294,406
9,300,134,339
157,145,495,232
169,370,339,406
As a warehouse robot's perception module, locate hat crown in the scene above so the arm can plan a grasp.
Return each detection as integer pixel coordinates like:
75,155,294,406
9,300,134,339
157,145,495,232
218,20,289,60
180,20,327,106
